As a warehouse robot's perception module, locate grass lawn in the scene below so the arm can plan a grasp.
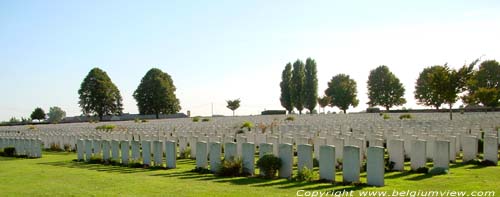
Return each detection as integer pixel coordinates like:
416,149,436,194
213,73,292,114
0,152,499,196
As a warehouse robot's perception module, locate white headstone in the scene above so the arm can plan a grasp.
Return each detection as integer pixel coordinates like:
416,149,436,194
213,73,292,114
153,141,163,167
279,143,293,179
411,139,427,171
462,136,478,162
367,146,385,187
142,140,151,166
319,145,335,182
434,140,450,170
209,142,221,173
343,145,360,183
242,142,255,175
297,144,313,172
224,142,237,161
484,136,498,164
166,140,177,168
121,140,130,165
388,139,404,171
196,141,208,168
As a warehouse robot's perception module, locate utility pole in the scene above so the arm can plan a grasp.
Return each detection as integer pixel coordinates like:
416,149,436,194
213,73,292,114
211,102,214,117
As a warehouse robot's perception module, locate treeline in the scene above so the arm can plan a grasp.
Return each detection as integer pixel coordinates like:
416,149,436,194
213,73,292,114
280,58,500,119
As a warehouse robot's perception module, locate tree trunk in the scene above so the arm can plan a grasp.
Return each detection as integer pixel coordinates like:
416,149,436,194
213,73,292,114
385,106,390,111
99,114,103,121
343,109,347,114
233,110,235,116
449,104,453,120
156,113,159,119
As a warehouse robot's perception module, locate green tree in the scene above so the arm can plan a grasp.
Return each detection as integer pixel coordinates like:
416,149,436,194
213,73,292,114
291,60,305,114
226,99,241,116
414,66,445,109
133,68,181,119
280,63,294,114
47,106,66,124
367,65,406,111
78,67,123,120
425,61,476,120
30,107,46,122
324,74,359,114
317,95,331,114
464,60,500,109
304,58,318,113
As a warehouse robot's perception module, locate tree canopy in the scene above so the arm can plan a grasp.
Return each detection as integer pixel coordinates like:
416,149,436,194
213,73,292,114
291,60,306,114
414,66,445,109
47,106,66,124
304,58,318,113
317,95,331,113
280,63,294,114
367,65,406,111
133,68,181,119
463,60,500,109
226,99,241,116
324,74,359,114
30,107,45,121
78,67,123,120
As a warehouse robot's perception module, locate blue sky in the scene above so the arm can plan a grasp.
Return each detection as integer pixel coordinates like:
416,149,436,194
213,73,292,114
1,1,500,121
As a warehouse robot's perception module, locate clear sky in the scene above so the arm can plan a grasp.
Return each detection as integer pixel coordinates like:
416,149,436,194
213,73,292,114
1,0,500,121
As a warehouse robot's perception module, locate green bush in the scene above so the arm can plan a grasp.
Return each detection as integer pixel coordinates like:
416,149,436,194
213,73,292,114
383,113,390,120
285,116,295,121
201,118,210,122
128,160,144,168
192,116,200,122
313,158,319,167
256,154,282,179
385,159,395,172
429,167,449,175
216,158,243,177
366,107,381,113
63,144,72,152
413,167,429,174
88,156,104,164
179,147,191,159
141,119,148,123
49,143,63,152
2,147,16,157
399,114,412,120
336,158,343,171
240,121,254,131
191,167,211,174
294,167,315,182
95,124,116,131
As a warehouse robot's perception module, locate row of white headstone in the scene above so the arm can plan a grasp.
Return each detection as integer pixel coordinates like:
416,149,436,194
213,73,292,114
0,137,42,158
76,139,177,168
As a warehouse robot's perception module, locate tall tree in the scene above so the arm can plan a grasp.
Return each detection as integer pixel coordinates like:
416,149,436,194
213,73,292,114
304,58,318,113
226,99,241,116
291,60,305,114
78,67,123,120
426,62,476,120
47,106,66,124
133,68,181,119
317,95,331,113
30,107,46,122
324,74,359,114
280,63,294,114
463,60,500,109
367,65,406,111
414,66,445,109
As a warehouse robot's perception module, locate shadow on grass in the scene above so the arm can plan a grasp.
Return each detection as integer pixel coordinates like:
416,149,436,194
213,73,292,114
37,161,166,174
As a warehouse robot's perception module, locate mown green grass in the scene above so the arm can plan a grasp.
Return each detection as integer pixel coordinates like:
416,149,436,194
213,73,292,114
0,152,499,196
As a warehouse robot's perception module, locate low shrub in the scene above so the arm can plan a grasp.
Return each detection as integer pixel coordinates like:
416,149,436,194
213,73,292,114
336,158,343,171
285,116,295,121
192,116,200,122
241,121,254,131
179,147,191,159
49,143,63,152
366,107,381,113
128,160,144,168
141,119,148,123
294,167,316,182
383,113,390,120
385,159,396,172
313,158,319,168
413,167,429,174
217,158,243,177
88,156,104,164
399,114,412,120
480,160,497,166
191,167,211,174
107,159,120,166
429,167,449,175
63,144,72,152
2,147,16,157
201,118,210,122
95,124,116,131
256,154,282,179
